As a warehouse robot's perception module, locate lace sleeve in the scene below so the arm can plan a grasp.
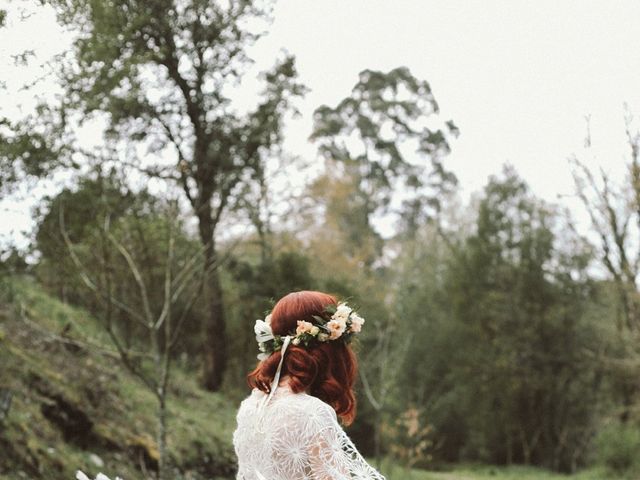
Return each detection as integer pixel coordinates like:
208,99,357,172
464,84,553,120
307,404,386,480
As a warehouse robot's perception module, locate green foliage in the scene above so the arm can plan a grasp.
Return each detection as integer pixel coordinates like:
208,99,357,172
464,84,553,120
0,276,237,479
35,171,140,303
0,248,29,306
595,422,640,477
0,102,71,195
6,0,309,390
311,66,459,244
392,167,609,472
0,248,28,273
224,248,318,388
34,172,204,362
43,0,307,228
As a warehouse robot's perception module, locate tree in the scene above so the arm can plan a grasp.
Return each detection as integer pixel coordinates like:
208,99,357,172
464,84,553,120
35,169,144,304
571,116,640,334
4,0,306,390
393,167,607,472
306,67,459,462
571,114,640,421
310,66,459,263
0,2,74,198
60,189,205,479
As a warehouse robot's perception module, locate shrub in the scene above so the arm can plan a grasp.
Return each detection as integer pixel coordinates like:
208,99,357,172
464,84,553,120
596,422,640,477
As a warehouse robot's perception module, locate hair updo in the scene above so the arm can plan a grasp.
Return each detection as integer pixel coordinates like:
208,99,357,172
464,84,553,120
247,290,358,425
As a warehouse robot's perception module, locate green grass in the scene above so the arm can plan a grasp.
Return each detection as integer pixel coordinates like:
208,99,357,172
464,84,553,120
380,463,612,480
0,276,237,479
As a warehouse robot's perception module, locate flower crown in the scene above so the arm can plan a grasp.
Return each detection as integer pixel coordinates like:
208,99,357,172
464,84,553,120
254,302,365,361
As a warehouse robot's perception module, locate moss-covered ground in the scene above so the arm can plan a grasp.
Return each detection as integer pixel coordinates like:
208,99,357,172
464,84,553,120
0,277,237,480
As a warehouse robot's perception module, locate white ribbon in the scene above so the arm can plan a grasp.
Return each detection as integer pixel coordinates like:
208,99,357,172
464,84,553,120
256,335,292,432
265,335,291,405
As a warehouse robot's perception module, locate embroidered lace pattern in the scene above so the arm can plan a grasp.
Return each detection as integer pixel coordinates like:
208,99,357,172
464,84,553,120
233,386,386,480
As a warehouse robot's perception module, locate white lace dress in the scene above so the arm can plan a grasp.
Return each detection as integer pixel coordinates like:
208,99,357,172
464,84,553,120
232,385,386,480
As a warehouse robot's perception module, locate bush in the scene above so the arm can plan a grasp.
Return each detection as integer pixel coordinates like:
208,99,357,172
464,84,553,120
596,422,640,477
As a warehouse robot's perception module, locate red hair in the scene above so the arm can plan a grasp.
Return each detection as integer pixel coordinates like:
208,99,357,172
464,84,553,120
247,291,358,425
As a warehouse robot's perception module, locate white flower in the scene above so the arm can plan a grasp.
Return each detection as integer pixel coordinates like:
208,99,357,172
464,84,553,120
292,337,301,345
257,352,270,361
254,319,274,343
310,325,320,336
350,314,365,333
333,303,352,322
327,319,347,340
318,332,330,342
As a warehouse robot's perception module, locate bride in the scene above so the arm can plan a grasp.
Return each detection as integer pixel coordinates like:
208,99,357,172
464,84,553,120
232,291,386,480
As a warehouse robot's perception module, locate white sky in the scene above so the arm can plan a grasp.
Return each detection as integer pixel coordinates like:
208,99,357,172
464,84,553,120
2,0,640,248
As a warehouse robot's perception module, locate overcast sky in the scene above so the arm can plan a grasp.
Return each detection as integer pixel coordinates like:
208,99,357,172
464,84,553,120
2,0,640,248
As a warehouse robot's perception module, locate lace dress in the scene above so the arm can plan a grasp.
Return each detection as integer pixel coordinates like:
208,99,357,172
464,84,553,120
232,385,386,480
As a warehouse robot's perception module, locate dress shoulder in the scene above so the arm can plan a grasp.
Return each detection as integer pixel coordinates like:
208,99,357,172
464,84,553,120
233,387,386,479
235,388,262,421
289,390,335,411
274,390,338,425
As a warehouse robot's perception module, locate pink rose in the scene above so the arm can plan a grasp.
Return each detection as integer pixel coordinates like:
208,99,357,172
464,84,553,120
327,319,347,340
296,320,314,335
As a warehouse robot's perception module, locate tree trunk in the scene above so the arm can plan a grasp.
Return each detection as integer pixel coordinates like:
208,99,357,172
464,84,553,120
157,393,167,480
202,265,227,390
197,208,227,391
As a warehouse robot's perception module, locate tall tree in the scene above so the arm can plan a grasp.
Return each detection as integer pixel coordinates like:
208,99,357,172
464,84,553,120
571,117,640,334
3,0,306,390
59,192,205,479
571,114,640,420
310,67,459,263
395,167,605,471
306,68,458,458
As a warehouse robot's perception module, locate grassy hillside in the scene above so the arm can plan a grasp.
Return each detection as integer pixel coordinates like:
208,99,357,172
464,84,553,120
0,277,616,480
0,276,238,480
